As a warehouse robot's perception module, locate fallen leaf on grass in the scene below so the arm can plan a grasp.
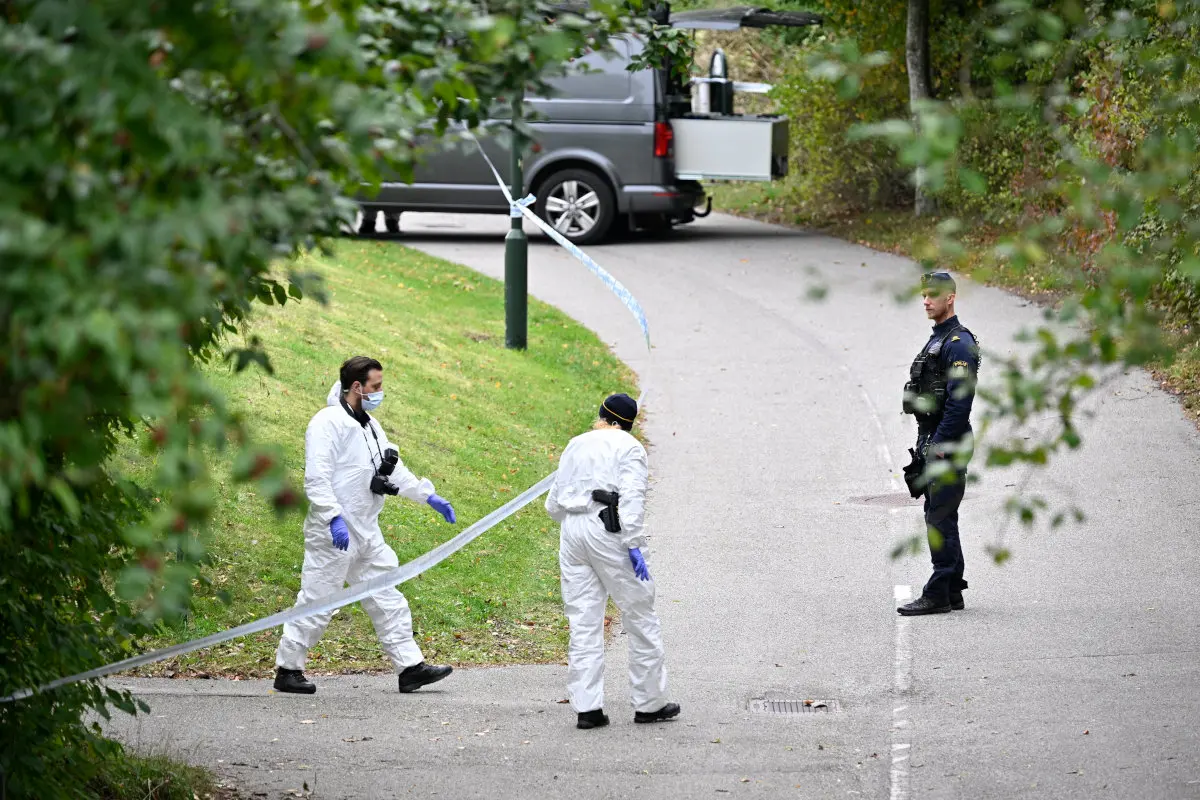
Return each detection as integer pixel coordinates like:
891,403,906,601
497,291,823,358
556,699,570,704
711,738,721,744
342,736,374,743
299,720,314,725
740,777,751,783
1083,730,1090,735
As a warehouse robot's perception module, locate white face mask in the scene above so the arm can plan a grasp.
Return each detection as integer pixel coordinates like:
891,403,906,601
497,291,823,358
356,386,383,411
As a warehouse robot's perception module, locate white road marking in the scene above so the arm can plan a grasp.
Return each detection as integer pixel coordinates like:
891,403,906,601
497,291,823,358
840,365,904,493
891,585,914,800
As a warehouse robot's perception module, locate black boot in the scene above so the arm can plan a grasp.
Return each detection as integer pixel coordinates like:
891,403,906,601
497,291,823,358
577,709,610,730
634,702,681,724
356,207,380,236
397,662,453,693
897,596,952,616
274,667,316,694
950,592,965,611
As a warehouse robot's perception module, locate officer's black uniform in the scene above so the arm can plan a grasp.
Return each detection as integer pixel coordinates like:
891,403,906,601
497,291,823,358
900,311,979,614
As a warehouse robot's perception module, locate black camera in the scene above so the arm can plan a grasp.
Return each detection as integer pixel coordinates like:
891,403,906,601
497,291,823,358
370,448,401,496
378,447,398,476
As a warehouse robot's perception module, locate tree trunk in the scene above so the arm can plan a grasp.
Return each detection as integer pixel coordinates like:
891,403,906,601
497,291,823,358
906,0,935,217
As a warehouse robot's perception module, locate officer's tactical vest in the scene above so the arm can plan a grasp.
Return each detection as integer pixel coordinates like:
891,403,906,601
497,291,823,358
902,324,978,425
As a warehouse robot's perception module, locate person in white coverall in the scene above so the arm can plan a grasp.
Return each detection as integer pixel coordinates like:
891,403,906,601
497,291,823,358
274,356,458,695
545,392,680,729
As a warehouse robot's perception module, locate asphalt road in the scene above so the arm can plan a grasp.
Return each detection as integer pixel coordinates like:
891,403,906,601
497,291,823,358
104,212,1200,799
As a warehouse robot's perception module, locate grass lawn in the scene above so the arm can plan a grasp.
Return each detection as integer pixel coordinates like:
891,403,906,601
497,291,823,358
120,238,636,677
86,749,225,800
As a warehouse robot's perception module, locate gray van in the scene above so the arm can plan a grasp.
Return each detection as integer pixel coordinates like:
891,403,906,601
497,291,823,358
357,6,820,245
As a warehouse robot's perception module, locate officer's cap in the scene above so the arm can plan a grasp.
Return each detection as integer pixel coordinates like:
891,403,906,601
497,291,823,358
921,270,957,296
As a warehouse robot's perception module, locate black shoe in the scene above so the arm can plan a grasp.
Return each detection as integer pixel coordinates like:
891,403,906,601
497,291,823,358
897,596,952,616
634,702,681,724
397,662,453,693
950,592,965,611
577,709,610,730
274,668,316,694
357,208,379,236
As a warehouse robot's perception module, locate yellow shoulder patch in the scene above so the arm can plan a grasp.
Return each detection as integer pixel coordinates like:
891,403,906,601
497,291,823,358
951,336,961,342
953,360,969,368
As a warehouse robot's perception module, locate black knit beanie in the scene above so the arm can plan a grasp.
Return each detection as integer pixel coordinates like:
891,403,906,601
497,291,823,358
599,393,638,431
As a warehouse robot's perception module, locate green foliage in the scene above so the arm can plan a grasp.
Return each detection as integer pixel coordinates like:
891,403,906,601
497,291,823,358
628,23,698,86
715,0,1200,527
806,0,1200,514
737,0,985,220
767,42,908,217
936,102,1059,223
0,0,649,794
85,748,216,800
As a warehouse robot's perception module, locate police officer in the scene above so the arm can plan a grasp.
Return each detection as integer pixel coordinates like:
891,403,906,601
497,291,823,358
898,271,980,616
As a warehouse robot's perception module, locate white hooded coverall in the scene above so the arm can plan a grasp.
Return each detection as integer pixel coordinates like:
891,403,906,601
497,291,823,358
276,382,435,673
545,428,669,714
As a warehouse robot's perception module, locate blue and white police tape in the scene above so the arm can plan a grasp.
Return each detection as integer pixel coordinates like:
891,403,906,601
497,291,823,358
511,193,536,218
2,134,656,704
466,130,651,352
0,474,555,703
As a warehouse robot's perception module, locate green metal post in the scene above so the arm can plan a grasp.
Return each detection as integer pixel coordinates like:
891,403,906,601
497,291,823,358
504,90,528,350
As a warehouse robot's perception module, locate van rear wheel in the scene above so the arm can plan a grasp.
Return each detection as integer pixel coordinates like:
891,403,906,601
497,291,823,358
535,168,615,246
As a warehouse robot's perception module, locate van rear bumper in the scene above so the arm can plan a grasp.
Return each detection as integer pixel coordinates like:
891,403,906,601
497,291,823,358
623,181,705,217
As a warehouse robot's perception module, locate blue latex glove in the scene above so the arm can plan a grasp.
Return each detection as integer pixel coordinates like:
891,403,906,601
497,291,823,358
329,515,349,551
427,493,456,524
628,547,651,581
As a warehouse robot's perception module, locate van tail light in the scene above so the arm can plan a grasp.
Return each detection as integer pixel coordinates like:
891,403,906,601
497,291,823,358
654,121,673,158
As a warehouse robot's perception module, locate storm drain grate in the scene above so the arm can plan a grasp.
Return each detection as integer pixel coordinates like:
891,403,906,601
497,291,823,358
749,698,841,715
845,493,921,508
